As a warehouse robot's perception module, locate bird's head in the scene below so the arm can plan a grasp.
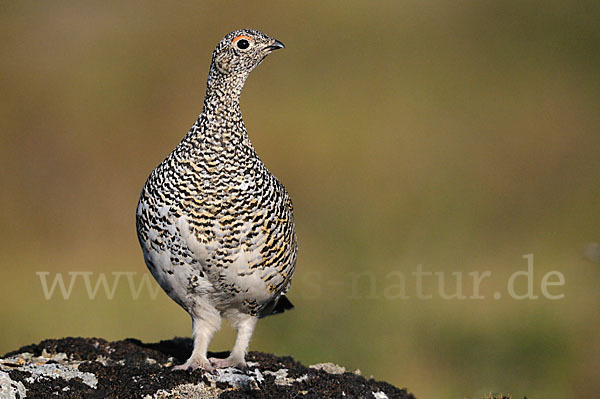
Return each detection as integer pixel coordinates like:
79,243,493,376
210,29,285,78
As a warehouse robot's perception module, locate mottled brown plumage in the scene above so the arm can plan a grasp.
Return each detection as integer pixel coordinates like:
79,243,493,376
136,29,296,370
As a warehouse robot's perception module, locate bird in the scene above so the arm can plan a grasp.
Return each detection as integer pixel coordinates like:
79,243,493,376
136,29,297,371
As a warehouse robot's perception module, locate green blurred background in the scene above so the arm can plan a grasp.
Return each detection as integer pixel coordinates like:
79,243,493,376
1,1,599,398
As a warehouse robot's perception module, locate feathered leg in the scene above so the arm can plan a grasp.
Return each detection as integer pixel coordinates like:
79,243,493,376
173,300,221,371
210,310,257,369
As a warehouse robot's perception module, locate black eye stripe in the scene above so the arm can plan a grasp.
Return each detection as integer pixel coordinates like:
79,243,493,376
236,39,250,50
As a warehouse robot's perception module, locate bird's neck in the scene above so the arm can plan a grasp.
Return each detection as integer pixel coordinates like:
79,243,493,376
181,69,254,154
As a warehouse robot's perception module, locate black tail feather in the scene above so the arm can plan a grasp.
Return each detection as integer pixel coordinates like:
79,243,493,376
258,295,294,318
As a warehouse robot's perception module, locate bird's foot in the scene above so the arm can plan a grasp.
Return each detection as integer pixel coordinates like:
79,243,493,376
209,356,247,370
172,356,214,372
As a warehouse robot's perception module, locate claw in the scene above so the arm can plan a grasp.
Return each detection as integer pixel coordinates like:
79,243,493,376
173,357,214,372
209,356,247,370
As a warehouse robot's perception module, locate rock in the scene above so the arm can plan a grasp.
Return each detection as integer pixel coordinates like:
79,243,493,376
309,363,346,375
0,337,415,399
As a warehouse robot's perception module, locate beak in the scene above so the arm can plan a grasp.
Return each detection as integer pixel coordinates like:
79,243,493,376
265,39,285,52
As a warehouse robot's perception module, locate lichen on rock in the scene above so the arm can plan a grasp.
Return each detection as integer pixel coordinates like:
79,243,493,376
1,337,414,399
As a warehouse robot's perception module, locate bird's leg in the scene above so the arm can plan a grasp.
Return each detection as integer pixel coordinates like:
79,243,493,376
210,311,257,369
173,303,221,371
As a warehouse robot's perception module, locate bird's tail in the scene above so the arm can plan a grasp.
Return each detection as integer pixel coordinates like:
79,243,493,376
258,295,294,318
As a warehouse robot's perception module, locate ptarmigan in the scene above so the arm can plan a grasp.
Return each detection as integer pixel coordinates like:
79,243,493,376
136,29,297,371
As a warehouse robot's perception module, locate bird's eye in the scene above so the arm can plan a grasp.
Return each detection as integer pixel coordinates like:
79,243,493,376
233,35,252,50
236,39,250,50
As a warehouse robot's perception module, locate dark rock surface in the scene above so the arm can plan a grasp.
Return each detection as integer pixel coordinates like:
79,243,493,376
0,337,415,399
